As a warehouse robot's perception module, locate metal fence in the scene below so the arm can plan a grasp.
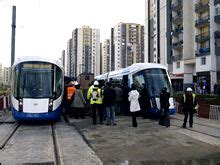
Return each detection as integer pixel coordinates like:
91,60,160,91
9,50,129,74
209,105,220,121
0,95,11,122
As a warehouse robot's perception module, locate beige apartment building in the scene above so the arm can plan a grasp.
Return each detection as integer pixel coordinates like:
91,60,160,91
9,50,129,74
113,22,145,70
66,26,100,78
101,39,111,74
146,0,220,93
171,0,220,93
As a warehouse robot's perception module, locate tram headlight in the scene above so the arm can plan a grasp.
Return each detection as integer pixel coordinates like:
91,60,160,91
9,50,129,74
48,99,53,112
19,99,23,112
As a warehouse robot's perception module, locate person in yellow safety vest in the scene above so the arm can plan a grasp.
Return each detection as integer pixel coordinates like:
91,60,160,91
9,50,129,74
181,87,198,128
66,81,76,117
87,80,103,125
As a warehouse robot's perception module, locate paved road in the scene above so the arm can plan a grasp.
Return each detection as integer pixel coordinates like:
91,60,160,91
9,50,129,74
68,115,220,165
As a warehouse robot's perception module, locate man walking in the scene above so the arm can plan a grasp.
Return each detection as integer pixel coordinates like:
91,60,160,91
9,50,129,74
181,87,198,128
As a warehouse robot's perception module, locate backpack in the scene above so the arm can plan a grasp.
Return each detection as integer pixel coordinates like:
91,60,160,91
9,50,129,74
91,88,99,101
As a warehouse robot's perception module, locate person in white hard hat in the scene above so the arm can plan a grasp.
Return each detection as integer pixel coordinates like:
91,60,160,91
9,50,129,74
87,80,103,125
181,87,198,128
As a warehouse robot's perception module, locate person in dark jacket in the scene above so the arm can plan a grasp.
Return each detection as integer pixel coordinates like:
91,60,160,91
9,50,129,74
103,82,116,125
139,83,150,118
159,87,170,127
114,85,122,115
121,84,130,115
181,87,198,128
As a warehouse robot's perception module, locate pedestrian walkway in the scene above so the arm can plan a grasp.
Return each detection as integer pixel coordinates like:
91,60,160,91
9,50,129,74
171,113,220,129
171,113,220,146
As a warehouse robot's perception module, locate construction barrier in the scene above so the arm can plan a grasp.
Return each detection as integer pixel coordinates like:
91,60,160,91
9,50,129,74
0,95,11,122
209,105,220,121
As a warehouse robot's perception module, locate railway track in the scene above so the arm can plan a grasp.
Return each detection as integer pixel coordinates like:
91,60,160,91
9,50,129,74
0,122,62,164
0,122,20,149
51,123,62,165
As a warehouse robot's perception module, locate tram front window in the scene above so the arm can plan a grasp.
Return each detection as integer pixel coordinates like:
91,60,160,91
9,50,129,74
19,68,53,98
133,68,173,97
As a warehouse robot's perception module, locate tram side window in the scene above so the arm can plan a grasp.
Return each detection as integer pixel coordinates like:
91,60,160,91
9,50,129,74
55,67,62,98
12,68,19,98
132,72,145,92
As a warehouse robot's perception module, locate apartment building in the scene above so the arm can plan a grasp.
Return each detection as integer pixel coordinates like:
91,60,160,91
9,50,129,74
112,23,145,70
171,0,220,92
0,63,3,85
102,39,111,74
3,67,10,86
70,26,100,77
66,38,73,77
145,0,219,92
145,0,172,70
61,50,65,74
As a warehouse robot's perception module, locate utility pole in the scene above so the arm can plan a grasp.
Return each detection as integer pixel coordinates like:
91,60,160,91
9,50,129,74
11,6,16,66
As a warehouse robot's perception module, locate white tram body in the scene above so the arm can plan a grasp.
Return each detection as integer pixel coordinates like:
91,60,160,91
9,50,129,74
11,56,64,121
95,63,176,115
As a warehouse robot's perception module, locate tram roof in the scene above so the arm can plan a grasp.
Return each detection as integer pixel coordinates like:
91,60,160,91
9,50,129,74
12,56,63,69
95,63,167,80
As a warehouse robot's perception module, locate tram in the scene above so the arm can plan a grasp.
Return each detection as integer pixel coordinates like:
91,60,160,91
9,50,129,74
11,56,64,121
95,63,176,116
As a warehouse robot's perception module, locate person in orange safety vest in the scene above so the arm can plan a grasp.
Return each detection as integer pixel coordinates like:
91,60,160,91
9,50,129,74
65,81,76,117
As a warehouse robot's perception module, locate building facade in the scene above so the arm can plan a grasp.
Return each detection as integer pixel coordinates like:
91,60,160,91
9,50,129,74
112,22,145,70
3,67,10,86
70,26,100,77
61,50,66,74
102,39,111,74
145,0,172,70
172,0,220,93
66,39,73,77
0,63,3,85
145,0,220,93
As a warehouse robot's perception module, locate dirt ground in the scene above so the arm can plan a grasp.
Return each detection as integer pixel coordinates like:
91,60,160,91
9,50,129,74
68,116,220,165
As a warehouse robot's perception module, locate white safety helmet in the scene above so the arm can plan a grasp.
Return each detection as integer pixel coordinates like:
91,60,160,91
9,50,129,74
74,81,79,86
186,87,193,92
93,80,99,86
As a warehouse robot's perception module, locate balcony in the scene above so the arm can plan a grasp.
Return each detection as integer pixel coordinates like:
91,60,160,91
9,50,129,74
172,53,183,61
172,13,183,24
214,0,220,5
172,0,182,12
195,48,210,57
195,1,209,13
215,31,220,56
172,26,183,36
195,31,210,43
172,40,183,50
195,15,210,28
215,7,220,23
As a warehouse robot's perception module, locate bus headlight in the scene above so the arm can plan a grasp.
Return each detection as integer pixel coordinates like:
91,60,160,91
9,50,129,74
19,99,23,112
48,99,53,112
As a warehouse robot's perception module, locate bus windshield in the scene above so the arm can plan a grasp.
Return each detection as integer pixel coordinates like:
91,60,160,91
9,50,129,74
132,68,173,97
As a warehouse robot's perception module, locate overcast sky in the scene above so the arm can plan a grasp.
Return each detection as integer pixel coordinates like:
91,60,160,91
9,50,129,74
0,0,145,67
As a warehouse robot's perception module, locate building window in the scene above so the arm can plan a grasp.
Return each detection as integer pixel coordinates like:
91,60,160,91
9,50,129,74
201,57,206,65
176,62,180,68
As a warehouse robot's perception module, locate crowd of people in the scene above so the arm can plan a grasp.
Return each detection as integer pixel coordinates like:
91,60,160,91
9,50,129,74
64,79,198,129
64,80,152,127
